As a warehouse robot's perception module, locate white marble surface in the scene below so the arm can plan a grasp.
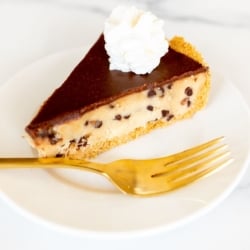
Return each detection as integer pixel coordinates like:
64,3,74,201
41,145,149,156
0,0,250,249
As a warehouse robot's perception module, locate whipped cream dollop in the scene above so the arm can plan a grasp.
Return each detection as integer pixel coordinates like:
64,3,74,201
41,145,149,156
104,6,169,75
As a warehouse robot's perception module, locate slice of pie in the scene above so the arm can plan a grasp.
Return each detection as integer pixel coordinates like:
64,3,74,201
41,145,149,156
25,34,210,159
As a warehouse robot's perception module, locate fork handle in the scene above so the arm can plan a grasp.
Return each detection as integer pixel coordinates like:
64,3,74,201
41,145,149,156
0,157,106,174
0,157,64,167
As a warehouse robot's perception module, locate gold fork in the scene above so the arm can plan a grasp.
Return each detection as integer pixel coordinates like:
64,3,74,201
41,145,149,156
0,137,233,196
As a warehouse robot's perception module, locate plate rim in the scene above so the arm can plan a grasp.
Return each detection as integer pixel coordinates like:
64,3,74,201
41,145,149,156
0,47,250,238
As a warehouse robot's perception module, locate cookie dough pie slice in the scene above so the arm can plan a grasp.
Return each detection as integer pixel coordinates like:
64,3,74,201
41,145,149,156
25,7,210,159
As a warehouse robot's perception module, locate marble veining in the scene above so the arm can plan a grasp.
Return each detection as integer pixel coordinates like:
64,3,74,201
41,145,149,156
56,0,250,28
79,0,247,29
4,0,250,28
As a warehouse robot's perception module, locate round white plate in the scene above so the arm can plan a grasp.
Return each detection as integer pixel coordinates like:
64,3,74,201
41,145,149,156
0,48,249,238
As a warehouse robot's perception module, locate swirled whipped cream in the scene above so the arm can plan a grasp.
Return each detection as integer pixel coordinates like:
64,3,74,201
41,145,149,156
104,6,169,75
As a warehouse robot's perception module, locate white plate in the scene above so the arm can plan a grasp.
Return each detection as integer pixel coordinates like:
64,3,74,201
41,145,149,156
0,47,249,238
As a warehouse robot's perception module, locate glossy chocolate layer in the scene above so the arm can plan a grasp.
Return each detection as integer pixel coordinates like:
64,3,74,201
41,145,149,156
26,34,207,132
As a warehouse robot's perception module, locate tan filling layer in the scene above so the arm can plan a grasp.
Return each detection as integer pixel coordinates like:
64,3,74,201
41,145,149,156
28,71,209,159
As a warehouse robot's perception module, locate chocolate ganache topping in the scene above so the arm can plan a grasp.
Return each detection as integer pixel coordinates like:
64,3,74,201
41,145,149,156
26,34,207,133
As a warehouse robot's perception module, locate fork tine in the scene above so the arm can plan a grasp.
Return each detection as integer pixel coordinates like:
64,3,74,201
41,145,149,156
158,136,225,164
159,150,231,181
166,158,234,192
151,137,226,175
152,144,228,177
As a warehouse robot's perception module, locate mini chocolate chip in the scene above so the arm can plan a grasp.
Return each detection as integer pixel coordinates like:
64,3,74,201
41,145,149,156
89,120,103,128
83,141,88,147
94,120,103,128
167,83,172,89
37,128,48,138
158,87,165,97
114,114,122,120
77,136,88,148
38,127,61,145
48,132,61,145
181,97,192,107
124,114,131,119
109,104,115,109
49,136,60,145
56,153,64,158
185,87,193,96
147,89,156,97
70,139,76,144
161,110,169,117
84,120,89,126
147,105,154,111
167,114,174,121
181,97,189,106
